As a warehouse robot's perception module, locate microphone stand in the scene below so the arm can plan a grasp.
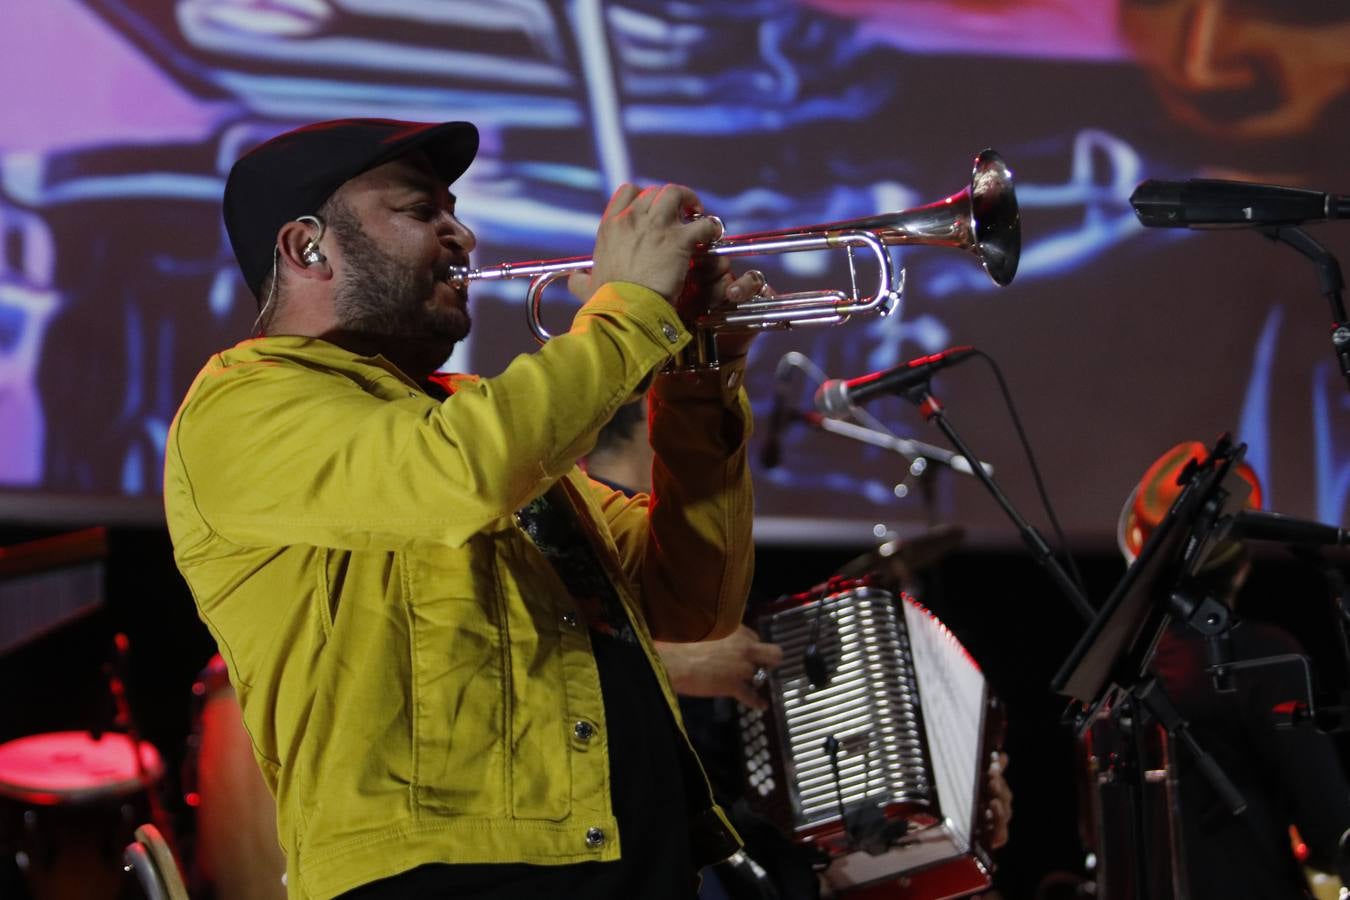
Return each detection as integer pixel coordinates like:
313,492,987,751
900,380,1095,624
1259,225,1350,390
799,411,993,478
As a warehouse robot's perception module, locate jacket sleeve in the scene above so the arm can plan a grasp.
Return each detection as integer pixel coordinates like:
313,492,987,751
589,355,755,642
168,283,690,552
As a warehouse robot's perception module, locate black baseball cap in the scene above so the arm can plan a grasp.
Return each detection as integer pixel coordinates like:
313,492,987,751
223,118,479,298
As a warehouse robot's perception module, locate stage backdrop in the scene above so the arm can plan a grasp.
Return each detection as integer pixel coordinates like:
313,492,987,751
2,0,1348,547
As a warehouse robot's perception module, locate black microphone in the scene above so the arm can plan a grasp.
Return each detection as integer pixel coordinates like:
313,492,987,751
760,353,801,469
814,346,977,417
1230,510,1350,547
1131,179,1350,229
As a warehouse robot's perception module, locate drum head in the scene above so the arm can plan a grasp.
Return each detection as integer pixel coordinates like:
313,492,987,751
0,732,163,804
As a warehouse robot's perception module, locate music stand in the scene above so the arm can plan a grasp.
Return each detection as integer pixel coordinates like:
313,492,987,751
1052,437,1258,900
1052,437,1250,712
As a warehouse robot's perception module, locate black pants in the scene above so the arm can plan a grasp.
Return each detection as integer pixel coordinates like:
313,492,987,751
340,860,698,900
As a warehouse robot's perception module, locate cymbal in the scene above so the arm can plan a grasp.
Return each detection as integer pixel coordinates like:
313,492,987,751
834,523,966,590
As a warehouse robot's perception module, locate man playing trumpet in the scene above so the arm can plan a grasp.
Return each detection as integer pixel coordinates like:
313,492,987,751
164,117,762,899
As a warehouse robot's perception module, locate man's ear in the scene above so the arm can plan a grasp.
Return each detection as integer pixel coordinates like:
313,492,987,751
277,216,330,281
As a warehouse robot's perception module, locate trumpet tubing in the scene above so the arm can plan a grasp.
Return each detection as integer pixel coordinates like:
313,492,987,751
452,149,1019,370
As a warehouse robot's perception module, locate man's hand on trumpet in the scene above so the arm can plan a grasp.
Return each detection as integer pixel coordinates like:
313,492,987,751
568,182,719,304
569,182,768,360
680,258,769,361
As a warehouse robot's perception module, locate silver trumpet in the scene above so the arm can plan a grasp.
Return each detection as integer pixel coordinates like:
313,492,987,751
450,149,1019,370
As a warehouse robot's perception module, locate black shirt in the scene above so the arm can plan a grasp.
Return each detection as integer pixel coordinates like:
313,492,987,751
1153,619,1350,900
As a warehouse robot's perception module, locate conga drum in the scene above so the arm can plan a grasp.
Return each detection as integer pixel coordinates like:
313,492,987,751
0,731,163,900
186,654,286,900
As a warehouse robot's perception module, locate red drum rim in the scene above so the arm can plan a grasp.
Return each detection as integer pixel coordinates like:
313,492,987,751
0,731,163,804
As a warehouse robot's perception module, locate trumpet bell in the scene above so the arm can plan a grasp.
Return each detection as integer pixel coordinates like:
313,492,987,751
968,149,1020,286
756,149,1020,287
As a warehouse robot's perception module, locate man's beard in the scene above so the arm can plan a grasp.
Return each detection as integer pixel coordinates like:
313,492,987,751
330,217,470,344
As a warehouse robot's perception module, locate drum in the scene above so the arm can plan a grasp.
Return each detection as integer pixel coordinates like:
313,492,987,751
186,654,287,900
0,730,163,900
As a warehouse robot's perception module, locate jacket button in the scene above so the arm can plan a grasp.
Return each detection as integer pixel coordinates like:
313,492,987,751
661,322,678,343
573,720,595,741
560,612,578,628
585,826,606,848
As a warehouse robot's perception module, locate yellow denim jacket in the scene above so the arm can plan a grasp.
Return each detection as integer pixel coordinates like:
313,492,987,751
163,283,753,899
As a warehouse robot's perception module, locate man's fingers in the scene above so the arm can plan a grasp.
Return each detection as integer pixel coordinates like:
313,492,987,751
603,183,641,218
590,181,723,304
689,212,724,244
984,796,1011,849
688,253,731,285
644,183,721,247
722,269,767,305
682,214,722,249
648,182,701,220
988,779,1012,811
733,680,769,709
567,271,594,302
751,640,784,669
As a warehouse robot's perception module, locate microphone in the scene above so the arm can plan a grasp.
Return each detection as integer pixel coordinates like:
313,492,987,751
1131,179,1350,229
803,640,832,689
1229,510,1350,547
815,346,977,418
760,352,802,469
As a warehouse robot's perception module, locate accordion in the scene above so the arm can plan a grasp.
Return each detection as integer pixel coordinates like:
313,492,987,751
740,579,1000,898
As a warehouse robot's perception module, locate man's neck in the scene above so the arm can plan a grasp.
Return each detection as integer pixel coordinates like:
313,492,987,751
586,444,653,495
316,329,455,383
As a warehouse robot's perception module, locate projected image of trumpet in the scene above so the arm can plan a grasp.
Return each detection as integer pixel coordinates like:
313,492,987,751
451,149,1020,370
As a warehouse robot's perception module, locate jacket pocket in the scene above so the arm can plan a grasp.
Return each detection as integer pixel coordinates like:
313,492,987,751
498,536,576,822
317,547,348,639
407,539,511,817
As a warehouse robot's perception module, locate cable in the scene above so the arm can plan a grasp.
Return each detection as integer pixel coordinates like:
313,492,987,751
972,349,1088,596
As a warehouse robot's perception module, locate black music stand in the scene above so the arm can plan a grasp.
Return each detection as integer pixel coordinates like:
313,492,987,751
1052,436,1256,899
1052,438,1248,710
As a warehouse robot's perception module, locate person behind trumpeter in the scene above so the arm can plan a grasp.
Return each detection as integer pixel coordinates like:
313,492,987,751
587,396,808,899
163,117,767,900
1118,442,1350,899
587,398,784,708
587,399,1014,900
